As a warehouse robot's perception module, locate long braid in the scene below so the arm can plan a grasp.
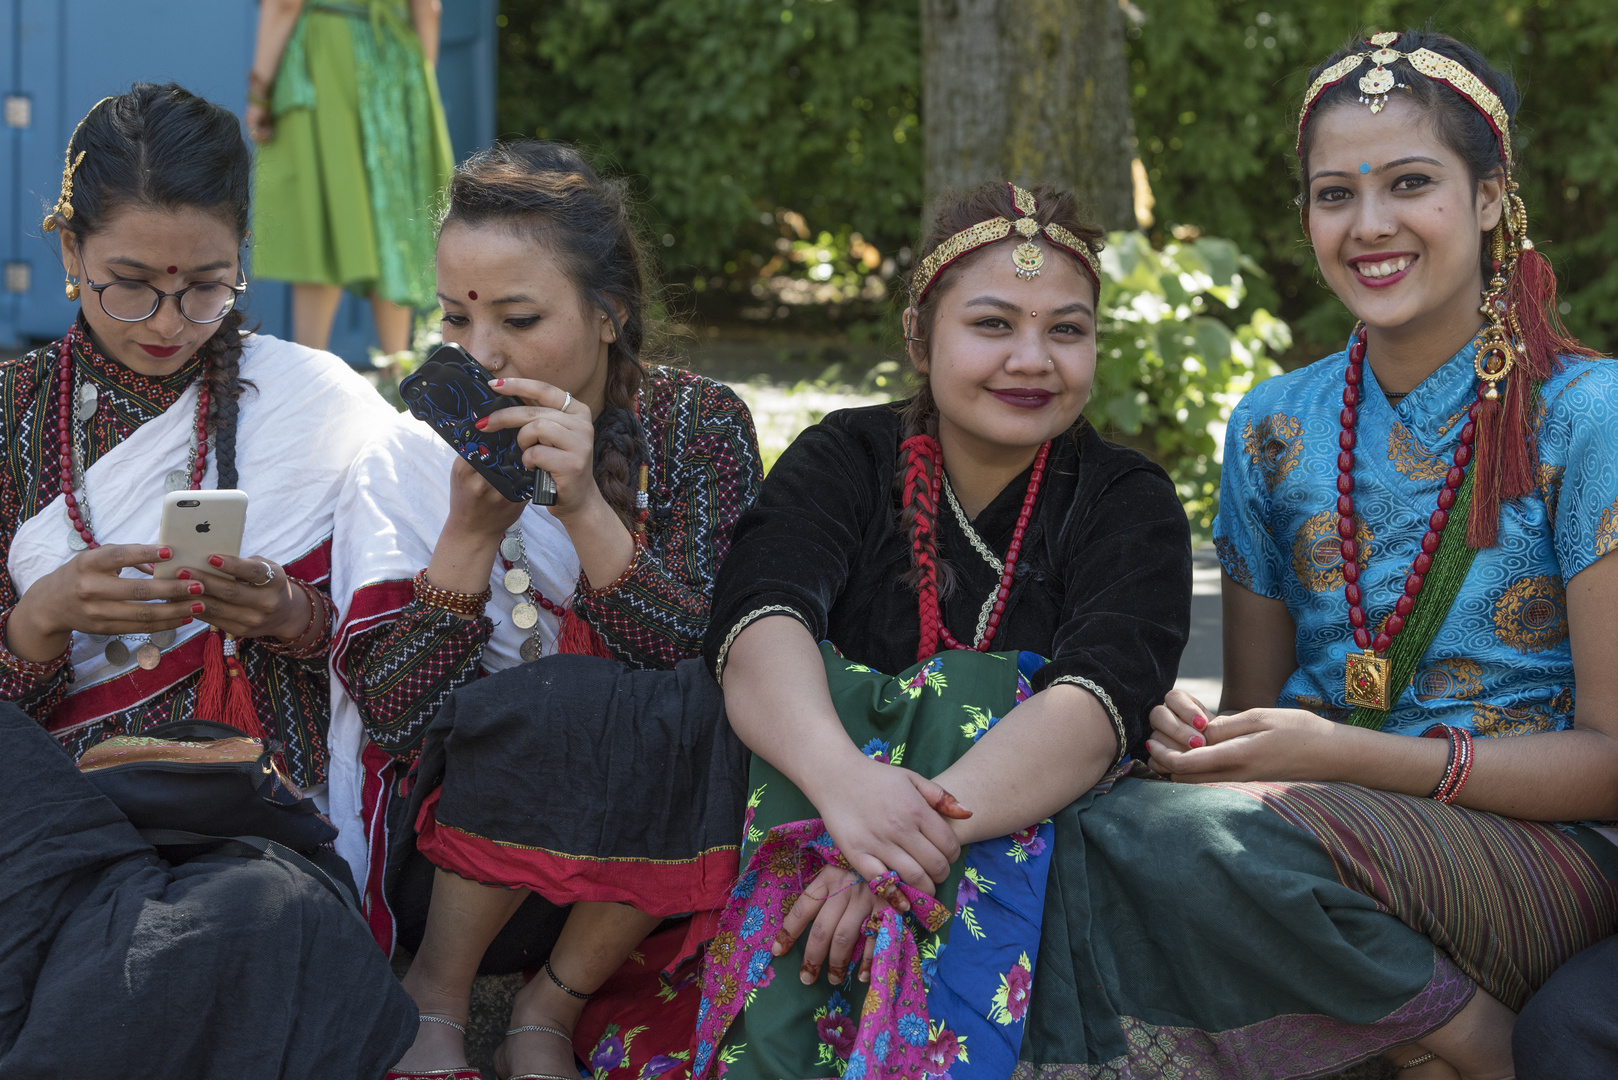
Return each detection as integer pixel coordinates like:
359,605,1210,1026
592,336,650,530
199,308,248,489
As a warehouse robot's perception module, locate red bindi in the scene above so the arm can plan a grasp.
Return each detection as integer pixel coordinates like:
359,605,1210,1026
468,290,478,300
167,266,178,275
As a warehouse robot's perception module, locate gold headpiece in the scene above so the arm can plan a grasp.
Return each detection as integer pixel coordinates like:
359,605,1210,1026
1296,33,1512,171
911,183,1101,304
42,96,114,234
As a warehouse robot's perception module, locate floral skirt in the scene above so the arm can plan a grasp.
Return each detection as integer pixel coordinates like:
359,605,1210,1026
696,645,1063,1080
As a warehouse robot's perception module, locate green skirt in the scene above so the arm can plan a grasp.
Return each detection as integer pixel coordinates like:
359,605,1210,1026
251,3,452,306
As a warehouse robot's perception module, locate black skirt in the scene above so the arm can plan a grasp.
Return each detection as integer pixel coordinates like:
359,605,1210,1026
390,655,749,970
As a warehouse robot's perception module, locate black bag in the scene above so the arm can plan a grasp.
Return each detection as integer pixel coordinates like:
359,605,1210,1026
76,719,338,852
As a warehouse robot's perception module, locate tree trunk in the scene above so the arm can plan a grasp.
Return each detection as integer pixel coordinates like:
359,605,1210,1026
921,0,1138,232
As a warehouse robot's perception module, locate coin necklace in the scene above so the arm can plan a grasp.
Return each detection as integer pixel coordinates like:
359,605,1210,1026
498,525,572,662
57,327,211,669
1337,326,1480,710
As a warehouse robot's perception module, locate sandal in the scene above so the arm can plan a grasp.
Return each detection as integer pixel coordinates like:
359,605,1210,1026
384,1016,484,1080
496,1023,577,1080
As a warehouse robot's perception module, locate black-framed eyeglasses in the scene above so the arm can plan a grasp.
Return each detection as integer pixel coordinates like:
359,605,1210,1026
83,273,248,324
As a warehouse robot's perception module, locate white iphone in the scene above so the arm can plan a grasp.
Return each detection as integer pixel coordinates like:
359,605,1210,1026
154,489,249,580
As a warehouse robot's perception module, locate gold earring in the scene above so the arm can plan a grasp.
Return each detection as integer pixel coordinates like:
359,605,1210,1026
64,274,80,301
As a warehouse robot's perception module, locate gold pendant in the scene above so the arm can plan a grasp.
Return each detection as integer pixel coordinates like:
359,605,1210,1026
1012,242,1044,280
1345,648,1391,710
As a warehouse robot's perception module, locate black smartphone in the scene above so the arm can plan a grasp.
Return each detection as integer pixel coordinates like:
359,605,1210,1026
399,343,557,505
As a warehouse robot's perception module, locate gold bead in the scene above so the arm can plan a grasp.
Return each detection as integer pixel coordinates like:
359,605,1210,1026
64,277,79,301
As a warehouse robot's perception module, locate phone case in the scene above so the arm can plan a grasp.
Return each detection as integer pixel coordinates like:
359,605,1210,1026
154,489,249,580
399,344,536,503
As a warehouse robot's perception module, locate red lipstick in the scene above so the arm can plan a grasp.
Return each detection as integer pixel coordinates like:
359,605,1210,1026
139,344,182,358
1348,252,1417,289
991,388,1054,409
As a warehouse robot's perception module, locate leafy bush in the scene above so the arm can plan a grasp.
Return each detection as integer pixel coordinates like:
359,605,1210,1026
1090,233,1288,536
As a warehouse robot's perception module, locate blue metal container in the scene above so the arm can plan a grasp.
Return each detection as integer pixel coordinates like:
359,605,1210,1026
0,0,496,362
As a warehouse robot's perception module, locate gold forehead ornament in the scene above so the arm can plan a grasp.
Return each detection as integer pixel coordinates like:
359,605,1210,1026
911,183,1101,304
1297,32,1512,171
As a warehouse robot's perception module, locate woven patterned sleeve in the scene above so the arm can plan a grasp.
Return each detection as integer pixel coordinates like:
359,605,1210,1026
341,601,494,759
574,369,763,669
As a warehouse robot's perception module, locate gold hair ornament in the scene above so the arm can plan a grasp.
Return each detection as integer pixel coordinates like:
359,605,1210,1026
1296,33,1512,171
1474,181,1532,401
45,97,116,301
911,183,1101,304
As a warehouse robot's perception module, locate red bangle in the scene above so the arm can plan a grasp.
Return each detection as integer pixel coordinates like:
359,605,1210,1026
412,568,491,618
0,607,72,679
578,532,645,598
261,579,333,659
1421,724,1474,803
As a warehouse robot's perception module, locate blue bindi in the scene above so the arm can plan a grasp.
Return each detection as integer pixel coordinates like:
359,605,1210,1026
1360,163,1371,174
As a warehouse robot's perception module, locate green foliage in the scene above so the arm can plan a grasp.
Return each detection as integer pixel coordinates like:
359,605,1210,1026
1090,233,1288,536
1126,0,1618,359
497,0,923,277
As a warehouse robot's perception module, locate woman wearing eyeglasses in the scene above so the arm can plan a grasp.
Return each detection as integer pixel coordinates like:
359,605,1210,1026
0,83,415,1075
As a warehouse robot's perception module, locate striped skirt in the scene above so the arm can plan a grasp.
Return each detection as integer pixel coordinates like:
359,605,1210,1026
1012,776,1618,1079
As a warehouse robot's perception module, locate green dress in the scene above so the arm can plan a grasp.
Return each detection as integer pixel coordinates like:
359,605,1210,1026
252,0,453,308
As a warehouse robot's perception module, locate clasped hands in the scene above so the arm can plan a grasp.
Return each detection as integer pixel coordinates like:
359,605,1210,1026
1146,688,1342,782
780,754,970,987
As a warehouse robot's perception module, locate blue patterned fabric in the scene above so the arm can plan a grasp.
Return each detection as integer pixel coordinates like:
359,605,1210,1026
1213,335,1618,736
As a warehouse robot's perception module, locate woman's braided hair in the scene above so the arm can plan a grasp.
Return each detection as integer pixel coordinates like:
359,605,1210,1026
894,180,1104,598
438,141,656,526
48,83,252,488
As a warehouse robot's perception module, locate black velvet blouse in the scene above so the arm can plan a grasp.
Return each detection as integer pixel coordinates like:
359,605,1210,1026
704,401,1193,759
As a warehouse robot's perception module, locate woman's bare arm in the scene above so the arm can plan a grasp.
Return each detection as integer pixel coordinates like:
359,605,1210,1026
1219,572,1296,713
250,0,305,89
411,0,442,66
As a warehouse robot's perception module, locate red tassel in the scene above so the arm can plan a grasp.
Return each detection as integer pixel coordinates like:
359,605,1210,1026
556,608,613,658
195,629,227,720
192,629,267,742
1467,395,1504,549
222,649,265,742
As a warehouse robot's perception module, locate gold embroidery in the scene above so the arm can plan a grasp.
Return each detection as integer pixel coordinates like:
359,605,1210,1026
1537,464,1564,525
1213,536,1252,590
1492,574,1569,653
1597,499,1618,559
1241,414,1303,491
1292,509,1373,594
1471,702,1558,738
1414,658,1484,701
1551,685,1575,716
1434,410,1466,439
1388,420,1449,482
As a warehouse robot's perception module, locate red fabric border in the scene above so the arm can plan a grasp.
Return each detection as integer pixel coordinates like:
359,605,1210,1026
414,787,740,917
360,740,398,954
331,578,416,689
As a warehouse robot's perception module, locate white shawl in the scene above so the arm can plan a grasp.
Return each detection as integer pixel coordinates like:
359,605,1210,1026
8,334,397,740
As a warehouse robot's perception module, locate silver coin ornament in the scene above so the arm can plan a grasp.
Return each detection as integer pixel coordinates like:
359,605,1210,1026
503,568,531,594
103,639,130,666
76,382,98,421
511,601,539,629
165,468,190,493
67,528,87,551
148,629,177,649
520,635,543,663
135,643,162,670
500,536,523,562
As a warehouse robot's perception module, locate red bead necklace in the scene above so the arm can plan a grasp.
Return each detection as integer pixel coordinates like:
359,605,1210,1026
1337,326,1484,709
58,325,211,548
905,435,1048,658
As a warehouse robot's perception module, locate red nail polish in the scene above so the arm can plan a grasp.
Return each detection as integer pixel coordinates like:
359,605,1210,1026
492,378,504,386
181,617,193,625
188,583,204,595
157,547,172,560
176,569,191,580
1189,734,1206,749
474,417,489,430
208,555,224,568
1193,714,1208,731
191,602,205,614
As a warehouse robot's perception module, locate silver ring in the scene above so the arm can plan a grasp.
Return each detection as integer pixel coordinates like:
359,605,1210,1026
254,562,277,587
561,392,573,412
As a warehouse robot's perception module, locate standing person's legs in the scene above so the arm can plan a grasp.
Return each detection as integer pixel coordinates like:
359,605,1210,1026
369,297,414,358
292,283,344,351
1514,933,1618,1080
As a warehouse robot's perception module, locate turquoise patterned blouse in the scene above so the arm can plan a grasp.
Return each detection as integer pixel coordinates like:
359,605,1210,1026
1213,334,1618,736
